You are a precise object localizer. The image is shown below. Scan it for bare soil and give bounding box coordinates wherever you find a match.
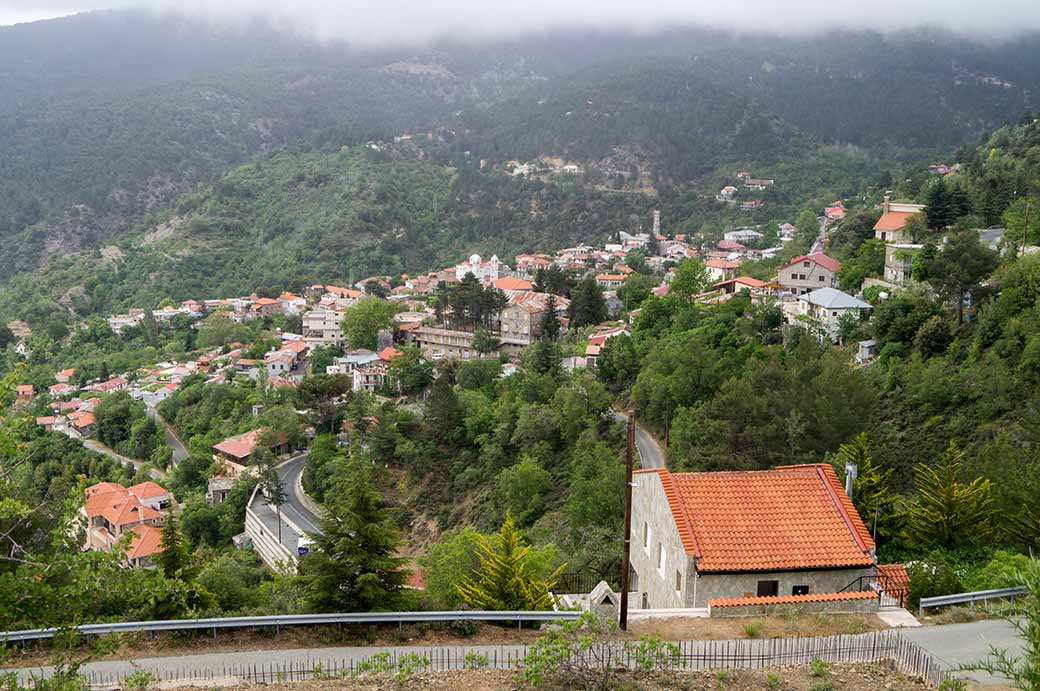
[166,663,938,690]
[628,613,888,640]
[2,615,889,669]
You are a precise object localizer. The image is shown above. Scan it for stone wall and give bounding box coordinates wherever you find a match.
[630,470,697,609]
[693,567,876,609]
[708,591,879,618]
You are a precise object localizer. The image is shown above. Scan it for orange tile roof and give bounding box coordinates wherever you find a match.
[126,524,165,560]
[635,465,874,573]
[873,211,917,232]
[213,428,285,460]
[84,489,162,527]
[127,481,169,500]
[709,590,877,607]
[492,276,534,291]
[877,563,910,599]
[705,259,741,269]
[781,252,841,274]
[378,347,402,361]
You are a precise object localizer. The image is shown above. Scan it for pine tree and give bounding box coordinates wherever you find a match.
[926,179,954,229]
[455,512,565,611]
[301,456,410,612]
[837,433,899,543]
[156,513,190,579]
[426,374,463,445]
[907,440,995,549]
[567,277,606,328]
[539,294,560,341]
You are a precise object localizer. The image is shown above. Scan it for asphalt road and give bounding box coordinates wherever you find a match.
[277,453,322,535]
[82,439,165,481]
[611,411,665,469]
[11,621,1023,685]
[902,618,1023,685]
[148,409,189,466]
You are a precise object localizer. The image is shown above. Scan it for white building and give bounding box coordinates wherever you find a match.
[455,254,509,282]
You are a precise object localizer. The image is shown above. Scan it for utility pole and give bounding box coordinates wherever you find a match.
[619,410,635,631]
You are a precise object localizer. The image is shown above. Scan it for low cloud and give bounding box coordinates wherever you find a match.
[3,0,1040,43]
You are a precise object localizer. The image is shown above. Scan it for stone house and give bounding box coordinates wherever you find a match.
[795,287,872,341]
[630,465,875,610]
[213,428,290,474]
[873,197,926,244]
[883,244,923,285]
[777,253,840,295]
[705,259,741,283]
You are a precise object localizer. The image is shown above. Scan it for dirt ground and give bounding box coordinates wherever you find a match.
[165,663,938,690]
[2,615,888,669]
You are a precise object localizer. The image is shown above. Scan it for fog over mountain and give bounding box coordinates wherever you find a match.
[4,0,1040,42]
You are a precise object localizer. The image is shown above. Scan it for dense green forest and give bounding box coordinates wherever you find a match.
[2,11,1039,289]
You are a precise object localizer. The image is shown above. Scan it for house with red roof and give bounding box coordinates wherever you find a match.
[630,465,876,610]
[213,428,290,474]
[873,196,926,244]
[80,481,171,568]
[777,253,841,295]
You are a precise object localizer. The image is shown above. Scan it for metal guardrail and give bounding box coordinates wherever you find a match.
[0,610,582,643]
[918,586,1028,616]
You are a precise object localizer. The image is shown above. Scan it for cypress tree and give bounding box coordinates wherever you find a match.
[907,440,994,549]
[156,513,190,579]
[455,512,564,610]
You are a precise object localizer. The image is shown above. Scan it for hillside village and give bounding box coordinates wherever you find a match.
[11,184,1033,604]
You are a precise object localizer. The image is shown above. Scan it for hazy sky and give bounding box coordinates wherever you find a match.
[3,0,1040,43]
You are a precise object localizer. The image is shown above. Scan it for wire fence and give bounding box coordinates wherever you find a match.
[59,630,952,689]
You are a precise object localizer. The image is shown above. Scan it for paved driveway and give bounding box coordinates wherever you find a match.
[903,619,1023,685]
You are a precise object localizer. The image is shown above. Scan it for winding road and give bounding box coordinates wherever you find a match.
[277,453,322,535]
[612,411,666,470]
[147,408,188,466]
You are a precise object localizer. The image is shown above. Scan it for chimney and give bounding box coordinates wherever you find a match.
[844,462,858,498]
[882,195,891,214]
[653,210,661,235]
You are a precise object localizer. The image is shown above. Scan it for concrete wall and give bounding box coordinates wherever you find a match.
[630,471,697,610]
[694,567,876,609]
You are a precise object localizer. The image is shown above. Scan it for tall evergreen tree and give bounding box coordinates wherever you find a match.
[926,179,954,229]
[567,277,606,328]
[426,374,463,445]
[300,457,410,612]
[155,513,190,579]
[837,433,899,544]
[907,440,994,549]
[539,294,560,341]
[455,512,564,611]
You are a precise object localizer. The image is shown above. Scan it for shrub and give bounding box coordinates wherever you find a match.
[463,652,489,670]
[809,658,829,677]
[808,682,834,691]
[765,671,782,687]
[907,551,964,611]
[743,621,763,638]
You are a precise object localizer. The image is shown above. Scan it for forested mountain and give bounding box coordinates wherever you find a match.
[2,11,1040,294]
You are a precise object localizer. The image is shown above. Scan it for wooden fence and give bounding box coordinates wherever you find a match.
[47,630,954,689]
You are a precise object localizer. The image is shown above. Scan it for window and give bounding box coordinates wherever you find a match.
[756,580,779,597]
[819,275,825,281]
[642,522,650,551]
[675,570,682,593]
[792,585,810,596]
[657,543,665,574]
[803,261,810,268]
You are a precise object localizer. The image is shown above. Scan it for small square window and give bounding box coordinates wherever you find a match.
[803,261,810,268]
[792,585,810,596]
[756,580,779,597]
[819,275,825,281]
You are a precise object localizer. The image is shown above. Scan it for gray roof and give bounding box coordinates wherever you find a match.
[801,287,872,310]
